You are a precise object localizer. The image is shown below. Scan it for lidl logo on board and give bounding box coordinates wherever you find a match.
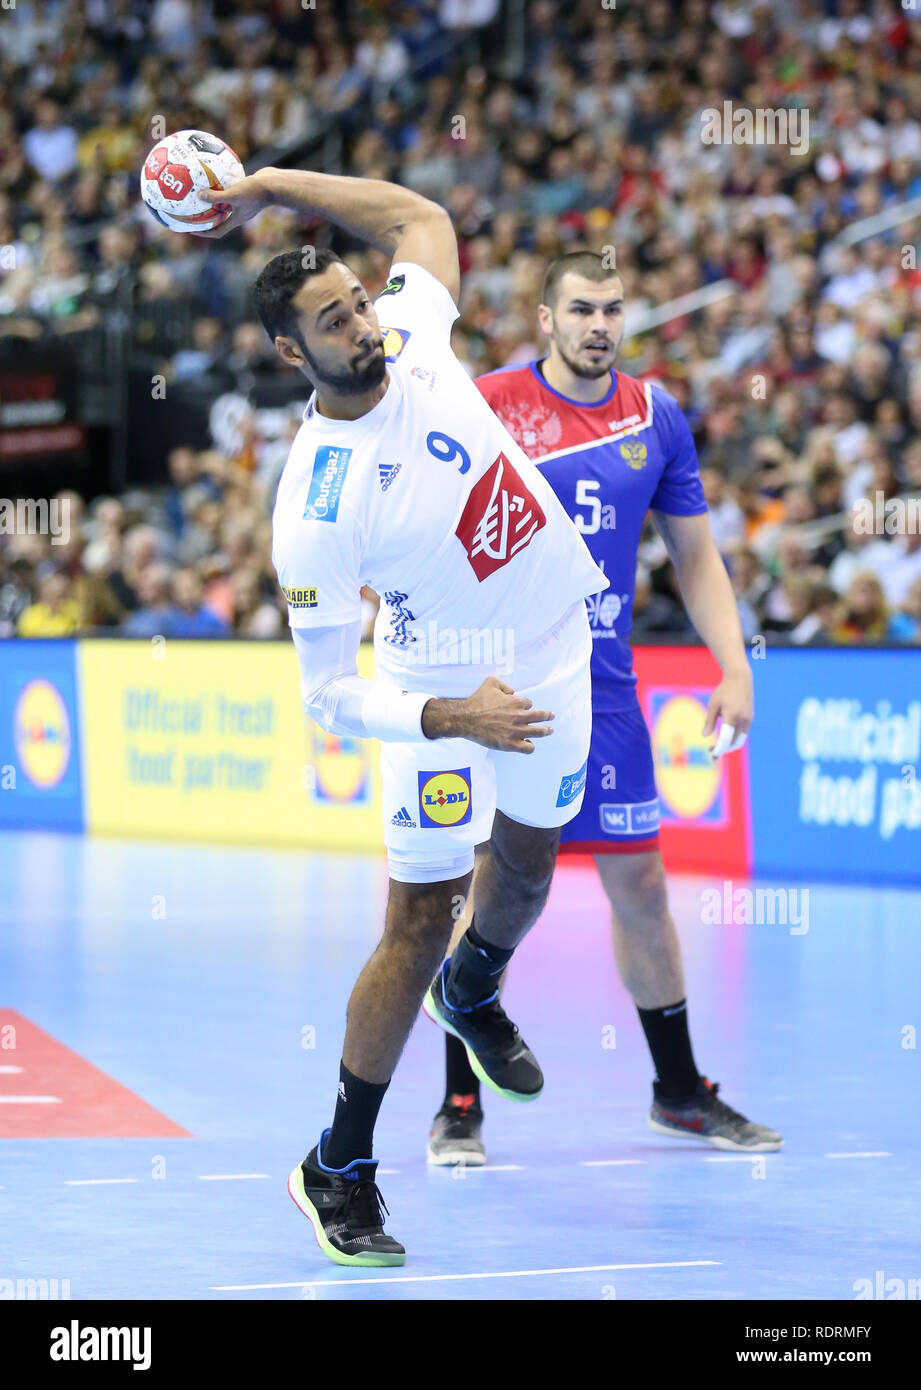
[311,727,371,804]
[418,768,472,828]
[14,678,72,788]
[382,327,411,361]
[649,691,724,824]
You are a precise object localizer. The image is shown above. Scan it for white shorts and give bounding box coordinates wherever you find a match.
[379,602,593,883]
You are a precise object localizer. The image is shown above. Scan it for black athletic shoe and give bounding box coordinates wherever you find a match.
[648,1077,783,1152]
[422,960,543,1102]
[427,1093,487,1166]
[287,1129,406,1266]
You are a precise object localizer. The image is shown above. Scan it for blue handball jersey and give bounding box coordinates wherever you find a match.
[476,362,707,711]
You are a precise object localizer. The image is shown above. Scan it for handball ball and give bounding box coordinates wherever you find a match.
[140,129,244,233]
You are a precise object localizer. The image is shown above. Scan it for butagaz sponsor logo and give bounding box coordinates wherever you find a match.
[49,1321,151,1370]
[378,462,401,491]
[303,445,352,522]
[390,806,417,828]
[700,101,810,156]
[853,1270,921,1300]
[797,698,921,841]
[556,759,588,807]
[599,799,660,836]
[281,586,318,609]
[700,880,809,935]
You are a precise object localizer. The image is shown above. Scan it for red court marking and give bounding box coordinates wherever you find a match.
[0,1011,191,1139]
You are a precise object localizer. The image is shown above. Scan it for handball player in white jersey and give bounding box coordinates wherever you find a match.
[200,168,606,1267]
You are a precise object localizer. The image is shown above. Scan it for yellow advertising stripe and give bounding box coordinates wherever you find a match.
[77,639,383,851]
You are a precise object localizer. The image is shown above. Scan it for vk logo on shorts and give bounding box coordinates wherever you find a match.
[599,799,660,836]
[303,446,352,522]
[556,759,588,808]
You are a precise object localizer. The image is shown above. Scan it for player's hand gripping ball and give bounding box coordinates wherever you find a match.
[140,130,244,233]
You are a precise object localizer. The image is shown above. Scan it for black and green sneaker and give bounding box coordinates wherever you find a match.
[287,1130,406,1267]
[422,960,543,1102]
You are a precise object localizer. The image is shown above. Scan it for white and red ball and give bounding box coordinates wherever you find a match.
[140,129,244,233]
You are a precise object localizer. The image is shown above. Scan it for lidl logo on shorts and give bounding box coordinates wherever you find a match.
[382,327,411,361]
[556,758,587,807]
[282,585,318,609]
[418,768,472,828]
[648,691,725,825]
[14,678,72,788]
[304,445,352,522]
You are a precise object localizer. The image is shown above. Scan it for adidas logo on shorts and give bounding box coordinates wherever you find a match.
[379,462,401,491]
[391,806,416,827]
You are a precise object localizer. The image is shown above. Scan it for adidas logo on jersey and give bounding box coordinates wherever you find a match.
[391,806,417,827]
[378,462,401,491]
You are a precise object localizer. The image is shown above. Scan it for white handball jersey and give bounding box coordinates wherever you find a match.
[272,261,607,679]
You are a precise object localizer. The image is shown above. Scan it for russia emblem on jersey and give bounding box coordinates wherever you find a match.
[455,452,546,581]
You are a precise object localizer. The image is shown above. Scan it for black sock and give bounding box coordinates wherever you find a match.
[444,1033,480,1107]
[444,923,514,1009]
[321,1061,389,1168]
[636,999,701,1101]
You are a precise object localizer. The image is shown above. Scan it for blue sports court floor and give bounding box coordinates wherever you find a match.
[1,829,918,1300]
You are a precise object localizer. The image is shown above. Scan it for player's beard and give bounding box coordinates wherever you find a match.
[300,338,387,394]
[556,335,619,380]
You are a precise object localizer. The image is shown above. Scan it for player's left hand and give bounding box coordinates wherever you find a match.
[703,669,753,759]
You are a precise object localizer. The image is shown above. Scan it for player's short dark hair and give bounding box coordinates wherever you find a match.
[253,248,344,343]
[541,252,622,309]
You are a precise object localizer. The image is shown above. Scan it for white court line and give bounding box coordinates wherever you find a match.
[65,1178,139,1186]
[198,1174,270,1182]
[213,1259,720,1292]
[376,1169,400,1176]
[580,1159,647,1167]
[825,1151,892,1159]
[0,1095,60,1103]
[470,1164,524,1172]
[0,1066,24,1073]
[703,1155,771,1163]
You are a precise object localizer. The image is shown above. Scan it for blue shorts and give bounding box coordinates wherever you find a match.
[559,692,660,855]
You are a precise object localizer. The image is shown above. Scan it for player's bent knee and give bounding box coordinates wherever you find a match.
[490,821,558,903]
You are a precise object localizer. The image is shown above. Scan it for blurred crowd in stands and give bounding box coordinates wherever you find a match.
[2,0,921,644]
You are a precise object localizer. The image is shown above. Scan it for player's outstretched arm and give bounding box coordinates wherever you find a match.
[200,167,460,302]
[652,509,753,757]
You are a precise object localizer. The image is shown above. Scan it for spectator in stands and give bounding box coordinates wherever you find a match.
[833,572,916,643]
[17,567,83,637]
[168,568,230,637]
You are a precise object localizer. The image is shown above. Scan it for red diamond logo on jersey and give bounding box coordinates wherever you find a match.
[455,452,547,581]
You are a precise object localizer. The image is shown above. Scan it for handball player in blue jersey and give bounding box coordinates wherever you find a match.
[427,252,782,1163]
